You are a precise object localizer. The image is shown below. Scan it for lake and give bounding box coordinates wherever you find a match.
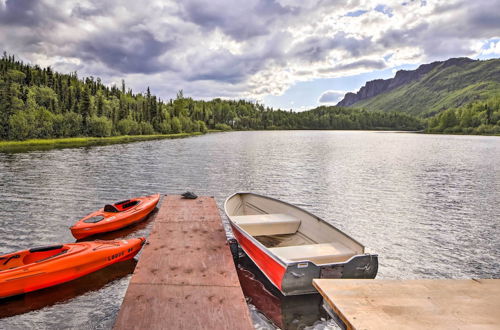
[0,131,499,329]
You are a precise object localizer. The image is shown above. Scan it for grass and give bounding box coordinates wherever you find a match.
[0,132,204,153]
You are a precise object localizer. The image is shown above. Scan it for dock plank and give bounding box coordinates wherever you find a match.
[313,279,500,330]
[114,195,253,330]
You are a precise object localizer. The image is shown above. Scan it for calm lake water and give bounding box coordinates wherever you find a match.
[0,131,499,329]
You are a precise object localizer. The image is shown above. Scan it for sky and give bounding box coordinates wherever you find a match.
[1,0,500,111]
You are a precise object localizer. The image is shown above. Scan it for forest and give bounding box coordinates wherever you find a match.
[426,96,500,134]
[0,54,425,140]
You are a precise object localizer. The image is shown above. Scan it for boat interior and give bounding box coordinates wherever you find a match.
[0,245,69,271]
[226,194,365,265]
[104,199,140,213]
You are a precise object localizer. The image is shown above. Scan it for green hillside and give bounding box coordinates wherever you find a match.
[353,58,500,117]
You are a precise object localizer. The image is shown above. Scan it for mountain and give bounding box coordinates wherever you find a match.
[337,57,500,116]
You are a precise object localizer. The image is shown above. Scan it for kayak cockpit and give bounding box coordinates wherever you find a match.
[0,245,70,271]
[104,199,141,213]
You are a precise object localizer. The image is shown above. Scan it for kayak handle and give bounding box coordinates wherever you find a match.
[2,254,20,265]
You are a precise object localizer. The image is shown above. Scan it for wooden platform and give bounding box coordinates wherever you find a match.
[313,279,500,330]
[114,195,253,330]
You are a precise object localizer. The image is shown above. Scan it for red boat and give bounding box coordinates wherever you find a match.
[0,238,145,299]
[70,194,160,239]
[224,193,378,296]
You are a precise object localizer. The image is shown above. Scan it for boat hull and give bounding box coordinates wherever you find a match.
[0,238,145,299]
[71,194,160,239]
[232,224,377,295]
[225,192,378,296]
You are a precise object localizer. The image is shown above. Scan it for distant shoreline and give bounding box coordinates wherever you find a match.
[0,132,208,153]
[2,129,498,153]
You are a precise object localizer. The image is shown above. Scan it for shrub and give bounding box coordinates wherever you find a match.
[87,116,112,137]
[196,120,208,133]
[8,111,31,140]
[33,107,55,138]
[180,116,194,133]
[139,121,155,135]
[117,118,140,135]
[171,117,182,133]
[214,123,231,131]
[64,112,83,137]
[158,119,171,134]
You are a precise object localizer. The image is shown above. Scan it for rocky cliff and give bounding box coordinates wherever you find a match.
[337,57,476,107]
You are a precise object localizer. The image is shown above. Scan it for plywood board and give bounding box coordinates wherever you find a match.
[313,279,500,330]
[114,195,253,330]
[115,283,250,330]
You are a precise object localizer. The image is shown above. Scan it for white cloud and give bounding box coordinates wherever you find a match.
[318,90,347,104]
[0,0,499,103]
[481,40,500,55]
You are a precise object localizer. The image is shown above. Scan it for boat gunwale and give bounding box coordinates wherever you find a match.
[226,192,379,295]
[225,192,377,264]
[224,192,366,250]
[230,221,373,268]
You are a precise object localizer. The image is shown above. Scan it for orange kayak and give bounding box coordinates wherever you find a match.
[0,238,145,299]
[70,193,160,239]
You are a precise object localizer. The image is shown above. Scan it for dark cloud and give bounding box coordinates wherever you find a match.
[0,0,499,103]
[180,0,291,40]
[319,90,345,103]
[186,48,274,83]
[0,0,47,26]
[462,1,500,35]
[419,1,500,41]
[78,30,174,74]
[71,3,103,19]
[319,59,387,74]
[377,22,429,48]
[290,32,374,61]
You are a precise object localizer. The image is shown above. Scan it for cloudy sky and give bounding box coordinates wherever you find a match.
[1,0,500,110]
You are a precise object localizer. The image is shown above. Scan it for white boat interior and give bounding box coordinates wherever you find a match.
[226,193,365,265]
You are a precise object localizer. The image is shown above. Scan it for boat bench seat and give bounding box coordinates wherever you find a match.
[269,242,356,264]
[232,213,301,236]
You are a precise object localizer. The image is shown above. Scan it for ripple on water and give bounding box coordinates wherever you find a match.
[0,131,499,329]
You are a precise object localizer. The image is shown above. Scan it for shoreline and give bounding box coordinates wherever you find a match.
[2,129,498,153]
[0,132,206,153]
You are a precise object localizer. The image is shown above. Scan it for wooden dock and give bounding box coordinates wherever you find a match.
[114,195,253,330]
[313,278,500,329]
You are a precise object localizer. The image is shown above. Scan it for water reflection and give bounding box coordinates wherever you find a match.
[236,255,329,330]
[0,131,498,329]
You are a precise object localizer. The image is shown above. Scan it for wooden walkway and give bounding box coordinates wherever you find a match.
[114,195,253,330]
[313,278,500,330]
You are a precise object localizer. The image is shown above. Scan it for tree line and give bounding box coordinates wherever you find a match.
[426,95,500,134]
[0,53,424,140]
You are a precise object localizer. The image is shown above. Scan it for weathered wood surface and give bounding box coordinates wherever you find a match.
[114,195,253,330]
[313,279,500,330]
